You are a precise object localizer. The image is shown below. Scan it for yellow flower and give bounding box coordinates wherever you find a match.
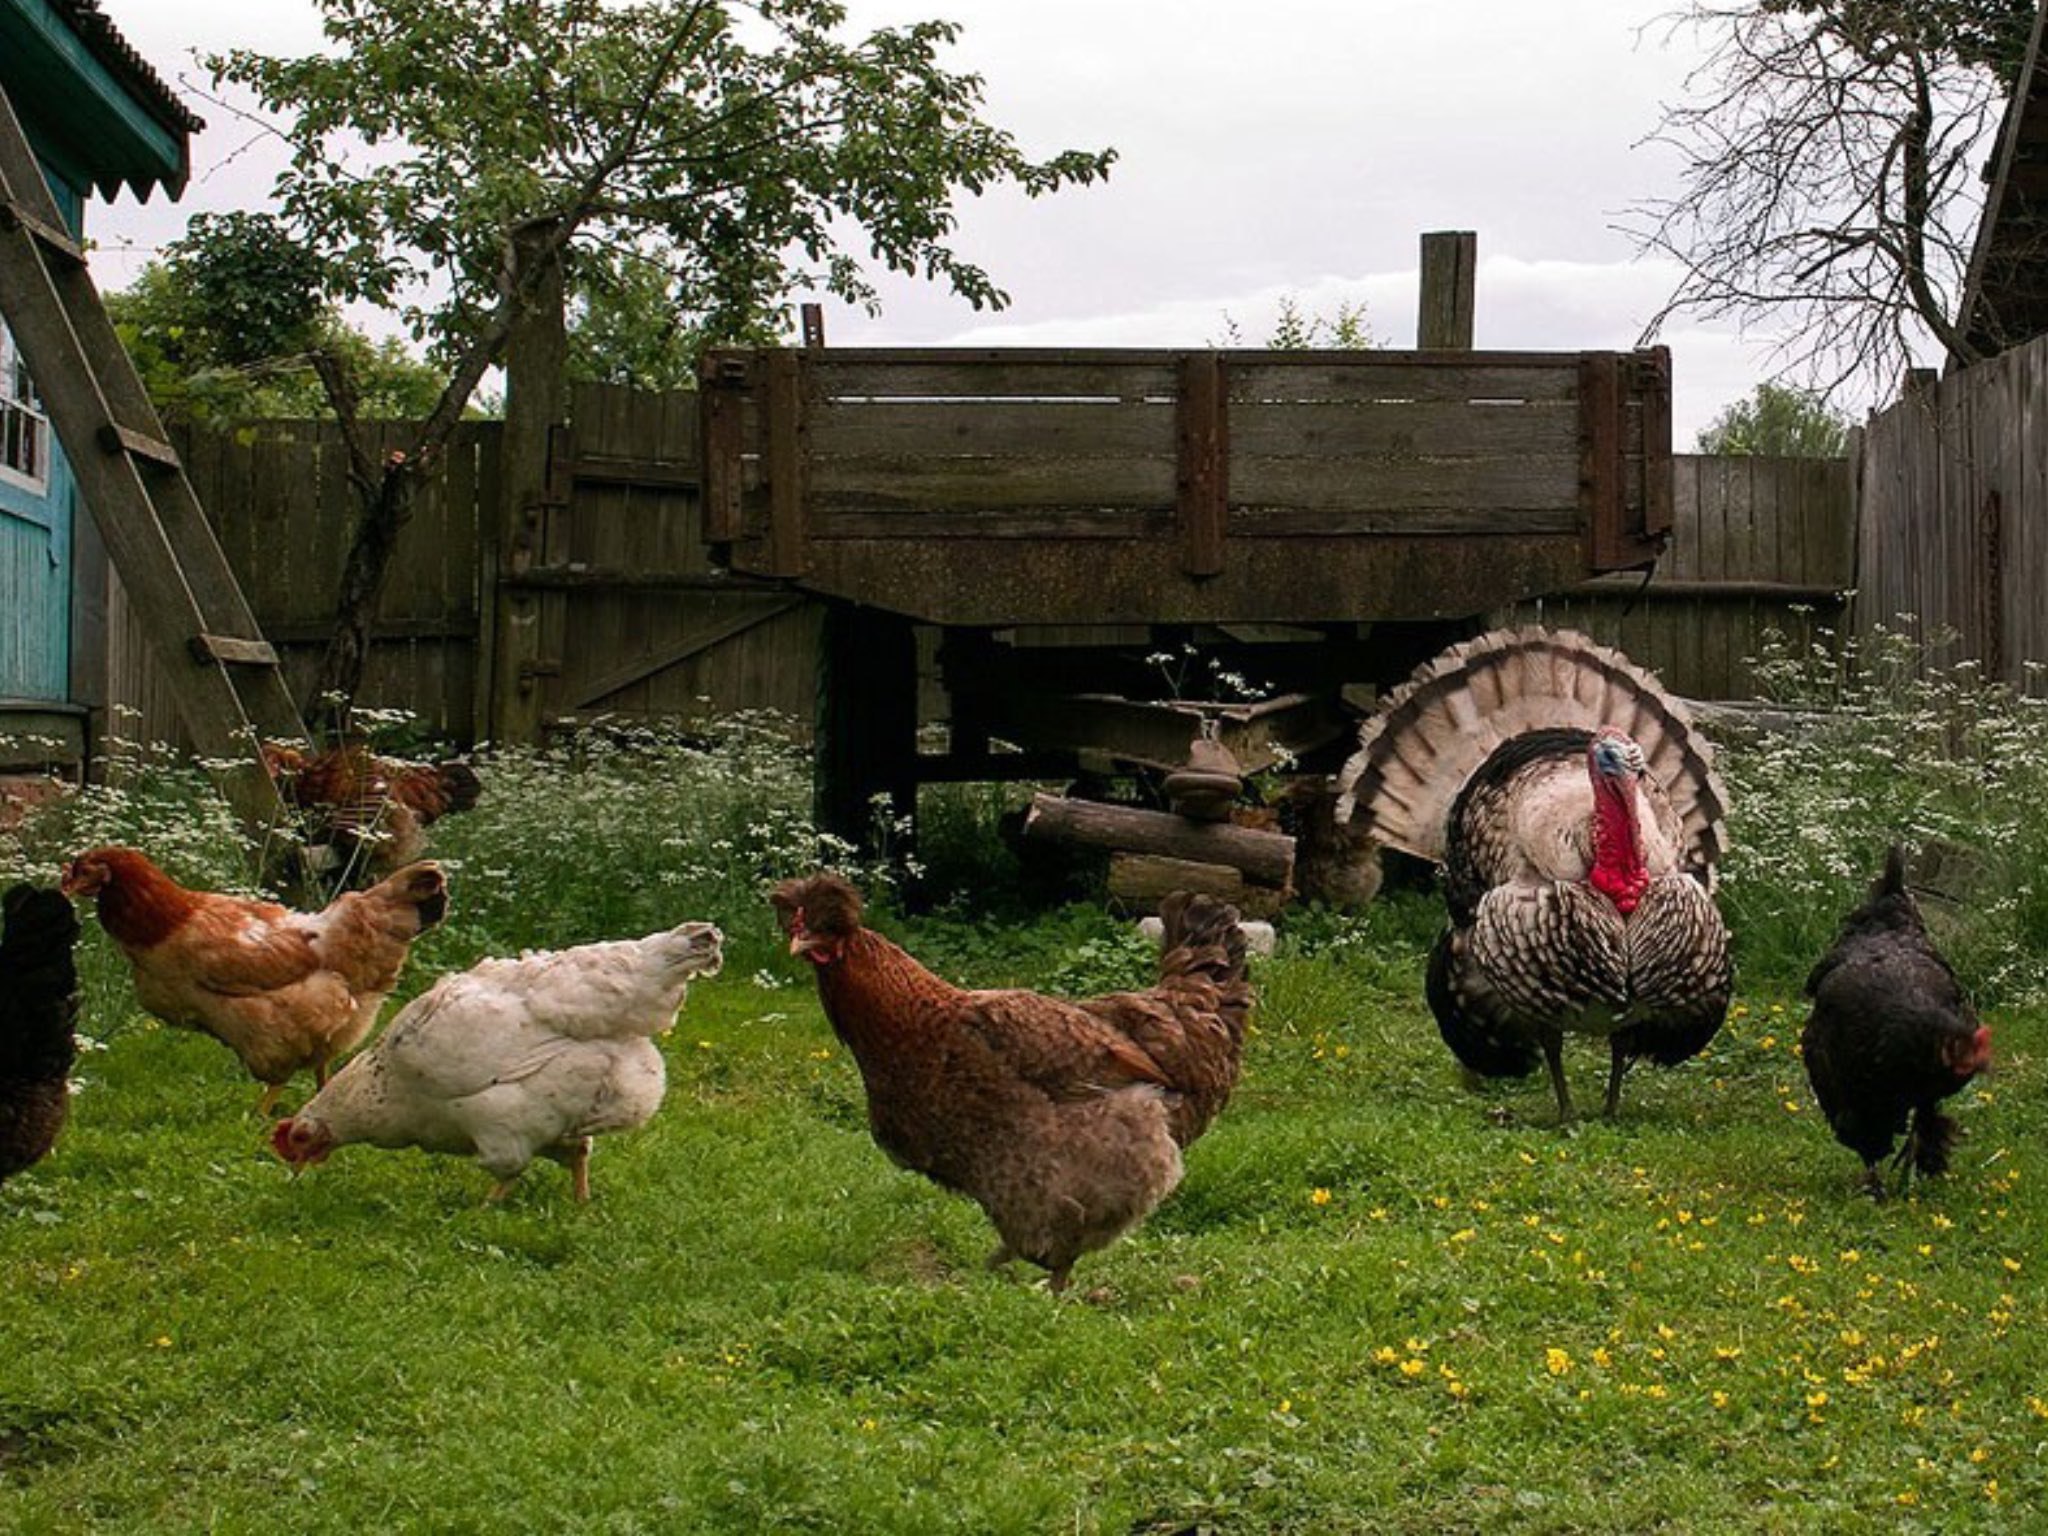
[1807,1391,1830,1409]
[1591,1347,1612,1369]
[1277,1398,1292,1414]
[1714,1345,1743,1362]
[1310,1187,1332,1207]
[1896,1492,1918,1507]
[1545,1348,1573,1377]
[1405,1337,1429,1354]
[2002,1257,2022,1273]
[1712,1390,1730,1409]
[1399,1359,1426,1379]
[1447,1380,1470,1399]
[1373,1346,1400,1366]
[1759,1035,1777,1050]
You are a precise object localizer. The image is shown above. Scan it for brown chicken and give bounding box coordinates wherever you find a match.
[61,847,447,1115]
[0,884,80,1186]
[263,743,481,881]
[772,873,1250,1293]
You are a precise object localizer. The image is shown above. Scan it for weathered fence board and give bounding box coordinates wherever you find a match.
[1854,331,2048,686]
[1497,454,1855,700]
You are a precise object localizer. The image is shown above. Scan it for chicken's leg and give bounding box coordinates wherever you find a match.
[485,1179,516,1204]
[254,1083,283,1119]
[1540,1029,1575,1124]
[565,1139,593,1203]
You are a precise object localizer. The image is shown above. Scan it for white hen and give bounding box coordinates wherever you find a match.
[272,920,723,1200]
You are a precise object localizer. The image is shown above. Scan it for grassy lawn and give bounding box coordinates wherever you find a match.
[6,666,2048,1533]
[3,885,2042,1533]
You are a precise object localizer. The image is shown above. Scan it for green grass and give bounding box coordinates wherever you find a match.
[4,892,2044,1534]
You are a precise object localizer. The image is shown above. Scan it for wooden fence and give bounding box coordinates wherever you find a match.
[1498,454,1854,699]
[1855,333,2048,684]
[103,400,1854,755]
[109,420,495,746]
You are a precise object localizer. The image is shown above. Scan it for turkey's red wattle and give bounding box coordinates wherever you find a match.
[1589,776,1649,915]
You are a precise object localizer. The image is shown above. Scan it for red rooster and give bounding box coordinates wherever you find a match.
[61,847,447,1115]
[263,743,481,881]
[772,874,1250,1293]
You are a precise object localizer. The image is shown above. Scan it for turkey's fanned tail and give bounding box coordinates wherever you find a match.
[1336,627,1728,875]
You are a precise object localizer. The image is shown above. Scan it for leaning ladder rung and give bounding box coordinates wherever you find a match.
[190,634,281,667]
[0,198,85,266]
[98,422,180,470]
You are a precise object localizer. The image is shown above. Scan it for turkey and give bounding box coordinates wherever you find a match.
[1337,628,1733,1122]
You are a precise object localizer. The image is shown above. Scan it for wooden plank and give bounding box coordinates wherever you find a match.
[701,353,747,545]
[573,596,803,708]
[1230,361,1580,405]
[1177,352,1228,576]
[1228,400,1579,459]
[1232,454,1583,515]
[807,398,1177,458]
[815,358,1182,401]
[1639,348,1674,537]
[1417,231,1477,349]
[765,350,807,578]
[191,634,280,666]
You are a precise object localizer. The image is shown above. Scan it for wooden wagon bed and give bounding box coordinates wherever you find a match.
[696,345,1673,627]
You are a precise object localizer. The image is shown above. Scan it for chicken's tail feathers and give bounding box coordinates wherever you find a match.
[649,920,724,979]
[1156,891,1251,1038]
[429,761,483,819]
[1881,843,1910,898]
[1336,626,1728,872]
[364,860,449,933]
[1912,1105,1961,1177]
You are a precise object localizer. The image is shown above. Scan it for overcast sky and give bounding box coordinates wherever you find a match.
[88,1,1869,442]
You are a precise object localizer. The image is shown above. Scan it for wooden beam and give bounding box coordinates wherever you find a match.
[765,349,807,577]
[1177,352,1228,577]
[572,597,803,708]
[1639,347,1674,538]
[189,635,281,667]
[698,351,748,544]
[1023,793,1295,889]
[499,566,787,592]
[1418,231,1478,349]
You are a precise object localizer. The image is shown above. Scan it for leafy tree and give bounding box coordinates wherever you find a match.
[111,214,448,425]
[1628,0,2036,399]
[206,0,1115,722]
[1695,381,1856,454]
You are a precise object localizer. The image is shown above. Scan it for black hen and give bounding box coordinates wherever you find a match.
[1801,847,1990,1199]
[0,884,82,1185]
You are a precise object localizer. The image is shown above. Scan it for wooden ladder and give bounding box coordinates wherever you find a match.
[0,85,304,833]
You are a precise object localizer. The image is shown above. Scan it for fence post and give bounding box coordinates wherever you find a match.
[1418,231,1477,350]
[489,239,569,744]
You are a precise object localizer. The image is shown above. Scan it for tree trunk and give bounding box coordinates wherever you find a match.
[1022,793,1295,889]
[310,467,417,732]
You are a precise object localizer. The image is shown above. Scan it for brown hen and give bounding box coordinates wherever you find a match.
[62,847,447,1115]
[771,874,1250,1293]
[264,743,481,881]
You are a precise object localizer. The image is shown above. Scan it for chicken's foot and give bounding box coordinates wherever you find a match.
[254,1083,284,1119]
[485,1179,516,1204]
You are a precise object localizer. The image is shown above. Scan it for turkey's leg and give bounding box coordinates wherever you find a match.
[1602,1044,1631,1119]
[1860,1163,1889,1202]
[1541,1029,1575,1123]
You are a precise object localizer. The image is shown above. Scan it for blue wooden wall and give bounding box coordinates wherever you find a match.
[0,166,79,704]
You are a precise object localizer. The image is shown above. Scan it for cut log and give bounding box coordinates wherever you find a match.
[1109,854,1287,920]
[1023,793,1294,889]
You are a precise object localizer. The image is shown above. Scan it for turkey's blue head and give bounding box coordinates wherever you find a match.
[1588,727,1647,782]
